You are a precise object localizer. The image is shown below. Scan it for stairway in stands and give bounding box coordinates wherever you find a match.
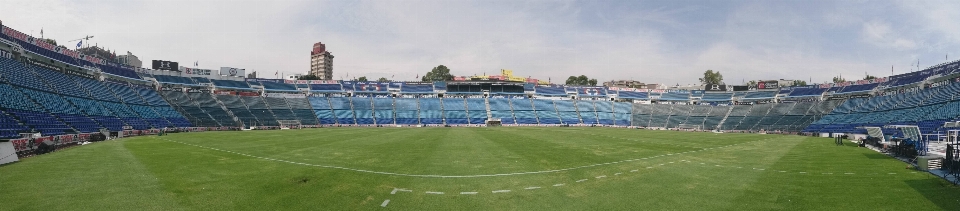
[484,97,493,121]
[211,92,240,126]
[716,106,735,130]
[439,97,446,125]
[572,98,584,124]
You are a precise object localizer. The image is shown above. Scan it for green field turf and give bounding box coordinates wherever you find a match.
[2,127,960,210]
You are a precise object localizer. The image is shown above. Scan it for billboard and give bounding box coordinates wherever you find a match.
[704,84,727,91]
[757,80,779,89]
[732,85,749,91]
[220,67,246,77]
[179,67,213,76]
[152,60,179,71]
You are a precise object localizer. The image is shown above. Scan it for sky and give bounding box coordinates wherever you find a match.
[2,0,960,86]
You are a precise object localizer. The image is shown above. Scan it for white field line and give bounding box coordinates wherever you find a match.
[152,137,763,178]
[381,199,390,207]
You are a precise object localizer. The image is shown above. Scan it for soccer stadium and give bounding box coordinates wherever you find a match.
[4,1,960,210]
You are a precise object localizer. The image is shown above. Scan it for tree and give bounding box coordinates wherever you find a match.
[357,76,368,82]
[747,80,757,87]
[832,76,845,83]
[790,80,807,87]
[564,75,598,86]
[422,65,454,82]
[296,74,322,80]
[863,74,876,80]
[377,77,389,82]
[565,76,578,85]
[699,70,724,85]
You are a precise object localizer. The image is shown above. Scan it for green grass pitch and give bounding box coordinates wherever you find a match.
[2,127,960,210]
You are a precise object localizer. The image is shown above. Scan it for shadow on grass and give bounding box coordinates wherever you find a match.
[863,152,890,160]
[0,160,22,168]
[903,178,960,210]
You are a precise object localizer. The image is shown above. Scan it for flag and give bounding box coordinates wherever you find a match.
[76,40,82,48]
[194,61,198,67]
[275,71,278,76]
[415,74,419,79]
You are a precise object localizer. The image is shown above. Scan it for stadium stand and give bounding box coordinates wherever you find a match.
[701,92,733,101]
[595,101,615,125]
[465,98,487,124]
[442,98,469,124]
[613,102,632,126]
[309,96,337,124]
[576,100,600,124]
[217,94,260,126]
[488,98,516,124]
[510,98,537,124]
[532,99,561,124]
[372,98,395,124]
[418,98,443,124]
[553,100,580,124]
[240,95,279,126]
[18,20,960,144]
[211,79,252,89]
[394,98,420,124]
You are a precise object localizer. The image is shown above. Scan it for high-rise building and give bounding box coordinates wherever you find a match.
[117,51,142,68]
[309,42,334,80]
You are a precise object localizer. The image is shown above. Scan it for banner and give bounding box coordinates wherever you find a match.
[732,86,749,91]
[179,67,213,76]
[237,91,260,97]
[220,67,246,77]
[214,90,237,95]
[25,58,62,72]
[1,26,80,59]
[0,49,10,59]
[704,84,727,91]
[277,79,338,84]
[11,138,29,152]
[152,60,179,71]
[757,81,779,89]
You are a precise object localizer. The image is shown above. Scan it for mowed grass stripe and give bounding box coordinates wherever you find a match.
[0,140,184,210]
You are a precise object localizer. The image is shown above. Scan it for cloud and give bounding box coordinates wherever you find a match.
[1,0,957,86]
[861,20,916,50]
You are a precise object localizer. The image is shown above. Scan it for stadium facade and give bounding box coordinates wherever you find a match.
[2,23,960,147]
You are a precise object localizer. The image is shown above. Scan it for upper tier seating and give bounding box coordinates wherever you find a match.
[211,79,251,89]
[401,84,433,93]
